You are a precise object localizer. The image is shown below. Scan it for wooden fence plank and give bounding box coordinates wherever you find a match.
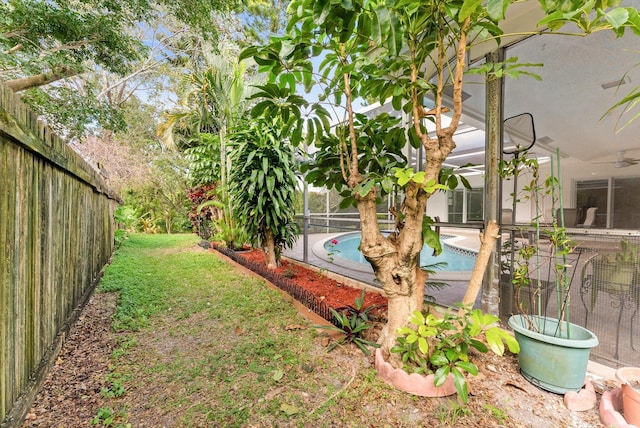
[0,83,119,427]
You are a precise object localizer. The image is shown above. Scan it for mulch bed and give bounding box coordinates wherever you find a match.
[216,246,388,321]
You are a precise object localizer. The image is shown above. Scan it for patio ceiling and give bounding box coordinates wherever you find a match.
[458,0,640,174]
[434,29,640,177]
[360,0,640,176]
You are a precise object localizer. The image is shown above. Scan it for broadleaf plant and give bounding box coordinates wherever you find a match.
[317,291,381,356]
[391,308,520,403]
[228,115,300,268]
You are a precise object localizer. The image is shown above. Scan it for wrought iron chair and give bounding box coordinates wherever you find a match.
[580,253,640,359]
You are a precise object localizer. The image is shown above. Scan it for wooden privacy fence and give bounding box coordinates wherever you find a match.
[0,84,120,427]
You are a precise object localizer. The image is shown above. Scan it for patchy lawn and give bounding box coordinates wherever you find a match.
[24,234,604,427]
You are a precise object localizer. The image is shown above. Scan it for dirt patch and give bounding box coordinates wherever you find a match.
[22,293,118,427]
[21,247,607,427]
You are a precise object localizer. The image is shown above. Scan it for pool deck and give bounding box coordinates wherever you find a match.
[282,229,483,308]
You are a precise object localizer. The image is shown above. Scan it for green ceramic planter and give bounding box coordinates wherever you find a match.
[508,315,599,394]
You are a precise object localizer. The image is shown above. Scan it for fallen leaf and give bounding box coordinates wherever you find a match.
[273,369,284,381]
[504,380,529,394]
[280,403,299,416]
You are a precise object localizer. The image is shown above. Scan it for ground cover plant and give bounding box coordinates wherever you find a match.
[24,234,605,427]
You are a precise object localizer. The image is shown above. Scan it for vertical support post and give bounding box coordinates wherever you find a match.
[303,182,309,264]
[302,144,310,263]
[483,49,505,315]
[326,190,330,233]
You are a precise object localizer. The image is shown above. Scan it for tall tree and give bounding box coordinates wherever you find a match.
[241,0,290,44]
[159,56,259,187]
[243,0,640,357]
[0,0,235,90]
[0,0,238,137]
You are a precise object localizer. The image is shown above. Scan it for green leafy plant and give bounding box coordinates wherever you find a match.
[333,290,376,323]
[228,115,300,268]
[436,402,473,426]
[101,372,130,398]
[111,337,137,359]
[500,149,582,330]
[282,266,296,278]
[213,217,250,251]
[484,403,508,425]
[317,290,381,356]
[114,229,127,246]
[184,133,223,186]
[391,308,519,403]
[91,406,131,427]
[113,205,138,245]
[197,195,249,251]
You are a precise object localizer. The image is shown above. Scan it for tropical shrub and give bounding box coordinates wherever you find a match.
[318,291,381,355]
[184,133,223,187]
[391,308,519,403]
[228,116,299,268]
[187,183,220,240]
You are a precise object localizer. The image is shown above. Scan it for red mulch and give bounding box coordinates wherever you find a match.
[235,249,388,318]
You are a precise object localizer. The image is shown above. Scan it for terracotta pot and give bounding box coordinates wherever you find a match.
[616,367,640,426]
[599,387,635,428]
[374,348,456,397]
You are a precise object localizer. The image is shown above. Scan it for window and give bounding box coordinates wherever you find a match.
[448,188,483,223]
[576,177,640,229]
[575,179,607,228]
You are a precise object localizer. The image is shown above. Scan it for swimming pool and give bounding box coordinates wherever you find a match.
[324,232,477,272]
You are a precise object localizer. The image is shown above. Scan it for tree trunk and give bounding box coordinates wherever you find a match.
[459,220,500,312]
[264,230,278,269]
[357,182,428,356]
[379,266,426,353]
[5,67,79,92]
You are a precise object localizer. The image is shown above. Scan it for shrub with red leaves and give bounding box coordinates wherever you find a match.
[187,183,220,239]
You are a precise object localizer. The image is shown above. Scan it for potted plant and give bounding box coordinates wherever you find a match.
[502,149,599,394]
[377,307,519,402]
[616,367,640,426]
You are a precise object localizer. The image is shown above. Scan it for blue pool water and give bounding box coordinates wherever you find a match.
[325,233,477,272]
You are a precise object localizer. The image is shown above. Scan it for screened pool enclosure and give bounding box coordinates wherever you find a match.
[285,17,640,368]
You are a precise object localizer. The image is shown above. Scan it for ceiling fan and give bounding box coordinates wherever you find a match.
[594,150,640,168]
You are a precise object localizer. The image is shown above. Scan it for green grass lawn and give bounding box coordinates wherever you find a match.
[94,234,385,427]
[91,233,526,428]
